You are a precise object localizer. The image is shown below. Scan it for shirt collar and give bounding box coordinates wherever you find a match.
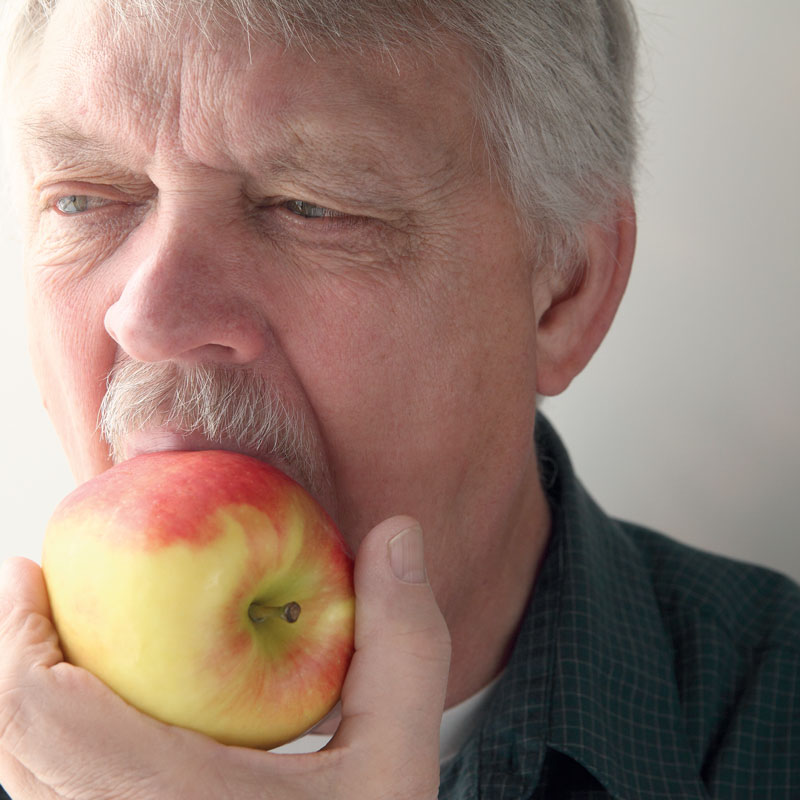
[541,411,708,798]
[442,414,709,798]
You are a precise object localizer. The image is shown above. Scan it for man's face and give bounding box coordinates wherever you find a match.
[17,3,541,588]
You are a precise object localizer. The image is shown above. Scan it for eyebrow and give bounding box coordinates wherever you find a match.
[261,144,413,208]
[18,115,435,214]
[20,118,125,164]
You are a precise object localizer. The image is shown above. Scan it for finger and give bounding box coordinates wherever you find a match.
[2,656,233,800]
[0,558,63,758]
[0,750,53,800]
[333,516,451,761]
[0,557,62,669]
[0,558,215,799]
[0,558,64,799]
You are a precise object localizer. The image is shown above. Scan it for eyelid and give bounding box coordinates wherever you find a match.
[288,199,341,215]
[253,195,372,232]
[37,180,151,211]
[48,194,126,220]
[282,199,356,221]
[55,194,110,215]
[273,203,372,235]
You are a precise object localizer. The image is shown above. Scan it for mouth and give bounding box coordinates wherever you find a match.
[119,427,324,504]
[98,357,333,514]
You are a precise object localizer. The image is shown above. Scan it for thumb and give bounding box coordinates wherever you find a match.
[333,517,451,760]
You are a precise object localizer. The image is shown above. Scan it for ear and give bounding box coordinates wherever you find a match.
[534,193,636,396]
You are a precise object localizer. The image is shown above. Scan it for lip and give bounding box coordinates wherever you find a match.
[120,428,302,488]
[121,429,201,460]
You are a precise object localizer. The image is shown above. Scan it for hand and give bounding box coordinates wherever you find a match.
[0,516,451,800]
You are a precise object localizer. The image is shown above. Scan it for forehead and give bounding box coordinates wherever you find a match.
[19,0,482,180]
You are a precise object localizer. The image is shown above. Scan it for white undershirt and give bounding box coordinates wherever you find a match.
[270,673,503,764]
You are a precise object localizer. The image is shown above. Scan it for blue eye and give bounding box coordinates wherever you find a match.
[56,195,90,214]
[284,199,344,219]
[54,195,112,215]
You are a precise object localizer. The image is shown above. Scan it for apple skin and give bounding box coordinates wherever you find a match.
[42,449,355,750]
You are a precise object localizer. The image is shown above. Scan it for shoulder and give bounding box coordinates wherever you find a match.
[618,521,800,655]
[615,520,800,790]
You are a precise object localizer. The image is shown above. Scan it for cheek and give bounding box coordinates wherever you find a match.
[285,250,539,537]
[25,264,116,480]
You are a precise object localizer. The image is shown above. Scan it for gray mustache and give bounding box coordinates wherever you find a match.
[98,358,323,494]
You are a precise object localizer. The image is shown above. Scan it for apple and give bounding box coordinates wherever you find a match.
[42,449,355,749]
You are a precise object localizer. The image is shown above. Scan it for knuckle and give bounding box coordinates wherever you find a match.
[0,609,62,678]
[0,596,17,643]
[0,612,61,759]
[14,610,56,648]
[397,617,452,664]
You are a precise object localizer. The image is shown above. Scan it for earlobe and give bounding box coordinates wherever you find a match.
[534,194,636,396]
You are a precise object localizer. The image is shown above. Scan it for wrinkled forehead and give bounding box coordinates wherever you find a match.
[27,0,268,150]
[14,0,488,197]
[43,0,449,47]
[27,0,465,84]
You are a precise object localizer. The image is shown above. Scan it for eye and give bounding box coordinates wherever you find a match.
[54,195,110,215]
[283,199,347,219]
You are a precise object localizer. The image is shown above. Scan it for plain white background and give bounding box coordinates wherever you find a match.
[1,1,798,579]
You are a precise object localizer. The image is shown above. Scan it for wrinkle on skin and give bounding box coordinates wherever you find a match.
[19,0,551,711]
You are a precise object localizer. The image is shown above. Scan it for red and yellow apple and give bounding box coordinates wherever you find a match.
[42,449,355,749]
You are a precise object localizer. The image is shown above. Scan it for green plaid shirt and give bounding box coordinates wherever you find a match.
[1,416,797,800]
[439,414,800,799]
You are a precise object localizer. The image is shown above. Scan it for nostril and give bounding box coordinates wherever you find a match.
[104,289,268,366]
[103,232,269,365]
[103,302,124,349]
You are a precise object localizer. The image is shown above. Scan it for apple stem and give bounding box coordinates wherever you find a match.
[248,601,302,624]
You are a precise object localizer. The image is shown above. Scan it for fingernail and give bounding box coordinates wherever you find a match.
[388,525,427,584]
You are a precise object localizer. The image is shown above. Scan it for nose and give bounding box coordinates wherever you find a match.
[104,224,268,366]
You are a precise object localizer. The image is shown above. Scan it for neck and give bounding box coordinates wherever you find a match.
[434,454,551,710]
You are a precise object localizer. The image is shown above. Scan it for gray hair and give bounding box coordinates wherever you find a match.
[1,0,638,273]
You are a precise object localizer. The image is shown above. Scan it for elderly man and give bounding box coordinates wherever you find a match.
[0,0,797,797]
